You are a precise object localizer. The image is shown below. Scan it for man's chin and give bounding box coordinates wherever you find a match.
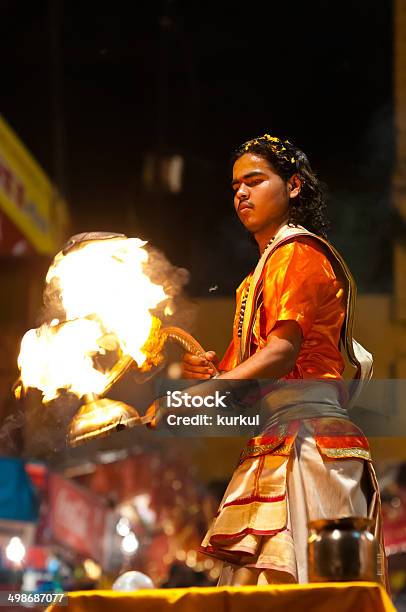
[239,219,258,233]
[238,216,258,234]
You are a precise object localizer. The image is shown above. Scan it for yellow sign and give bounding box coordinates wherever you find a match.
[0,115,69,254]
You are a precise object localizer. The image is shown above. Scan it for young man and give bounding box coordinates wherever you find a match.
[182,134,388,588]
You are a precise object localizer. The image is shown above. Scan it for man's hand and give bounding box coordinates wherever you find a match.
[182,351,219,379]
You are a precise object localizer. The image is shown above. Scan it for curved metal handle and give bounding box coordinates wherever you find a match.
[162,326,219,376]
[100,326,218,398]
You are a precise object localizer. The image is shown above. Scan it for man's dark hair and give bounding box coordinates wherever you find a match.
[231,135,329,238]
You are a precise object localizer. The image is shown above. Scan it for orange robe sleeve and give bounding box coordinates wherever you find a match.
[262,238,343,340]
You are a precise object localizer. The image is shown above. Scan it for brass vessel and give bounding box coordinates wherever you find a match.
[67,396,142,447]
[67,327,218,446]
[16,232,219,447]
[307,517,378,582]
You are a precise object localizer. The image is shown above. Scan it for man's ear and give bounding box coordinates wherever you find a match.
[288,174,301,199]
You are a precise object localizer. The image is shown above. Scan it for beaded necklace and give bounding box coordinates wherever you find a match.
[237,236,276,338]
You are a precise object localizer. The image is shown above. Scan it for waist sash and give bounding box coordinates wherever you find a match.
[261,381,349,432]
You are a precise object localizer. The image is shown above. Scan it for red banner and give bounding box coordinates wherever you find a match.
[0,210,34,256]
[49,473,108,562]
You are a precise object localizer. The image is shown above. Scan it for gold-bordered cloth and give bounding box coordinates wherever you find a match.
[200,417,389,590]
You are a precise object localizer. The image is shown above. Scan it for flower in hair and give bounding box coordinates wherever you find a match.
[243,134,296,164]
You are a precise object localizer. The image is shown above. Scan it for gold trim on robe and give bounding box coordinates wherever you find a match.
[200,420,388,589]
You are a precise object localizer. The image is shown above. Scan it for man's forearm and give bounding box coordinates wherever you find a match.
[219,335,297,380]
[149,334,297,427]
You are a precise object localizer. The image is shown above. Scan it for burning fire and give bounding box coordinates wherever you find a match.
[17,237,169,401]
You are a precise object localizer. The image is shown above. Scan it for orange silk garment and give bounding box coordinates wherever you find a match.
[219,237,346,379]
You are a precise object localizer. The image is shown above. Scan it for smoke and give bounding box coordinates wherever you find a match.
[0,390,81,458]
[0,407,24,455]
[39,239,194,329]
[40,275,67,325]
[23,394,80,457]
[143,245,198,332]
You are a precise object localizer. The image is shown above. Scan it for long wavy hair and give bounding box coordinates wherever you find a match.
[231,134,330,238]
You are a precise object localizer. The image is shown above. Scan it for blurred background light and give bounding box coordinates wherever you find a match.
[116,516,131,537]
[6,536,26,564]
[121,532,139,555]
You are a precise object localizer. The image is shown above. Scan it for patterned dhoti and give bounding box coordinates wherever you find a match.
[200,386,387,588]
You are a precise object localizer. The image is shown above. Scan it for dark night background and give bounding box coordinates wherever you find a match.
[0,0,394,294]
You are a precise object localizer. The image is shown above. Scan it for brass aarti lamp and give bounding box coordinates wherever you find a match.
[15,231,218,447]
[67,326,217,446]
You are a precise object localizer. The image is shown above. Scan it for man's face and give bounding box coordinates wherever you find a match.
[232,153,290,235]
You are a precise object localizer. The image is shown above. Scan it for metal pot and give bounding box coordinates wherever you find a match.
[307,517,378,582]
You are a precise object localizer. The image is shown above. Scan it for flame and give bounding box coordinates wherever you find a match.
[164,305,174,317]
[17,237,169,401]
[18,320,108,401]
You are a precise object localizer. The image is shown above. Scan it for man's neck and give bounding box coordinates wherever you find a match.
[255,220,289,255]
